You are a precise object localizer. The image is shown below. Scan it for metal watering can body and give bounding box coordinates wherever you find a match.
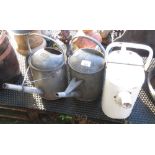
[57,35,106,101]
[3,34,67,100]
[102,42,153,119]
[28,47,67,100]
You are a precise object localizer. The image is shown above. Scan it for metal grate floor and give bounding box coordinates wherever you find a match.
[0,49,155,123]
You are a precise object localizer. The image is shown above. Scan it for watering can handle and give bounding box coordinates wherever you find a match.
[106,42,153,71]
[28,33,64,53]
[70,35,106,56]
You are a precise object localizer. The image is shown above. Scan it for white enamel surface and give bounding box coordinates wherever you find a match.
[102,50,145,119]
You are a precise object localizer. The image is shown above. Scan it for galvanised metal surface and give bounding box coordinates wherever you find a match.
[66,35,106,101]
[68,48,105,101]
[28,47,67,100]
[0,48,155,123]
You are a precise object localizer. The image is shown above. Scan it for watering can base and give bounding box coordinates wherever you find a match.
[102,108,131,119]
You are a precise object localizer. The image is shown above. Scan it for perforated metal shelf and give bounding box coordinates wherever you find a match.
[0,49,155,123]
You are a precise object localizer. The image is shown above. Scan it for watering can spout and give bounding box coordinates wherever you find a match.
[56,92,79,98]
[116,91,132,109]
[56,78,83,98]
[2,83,43,95]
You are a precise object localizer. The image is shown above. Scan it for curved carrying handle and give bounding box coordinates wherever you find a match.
[106,42,153,71]
[70,35,106,56]
[29,33,64,54]
[24,33,65,86]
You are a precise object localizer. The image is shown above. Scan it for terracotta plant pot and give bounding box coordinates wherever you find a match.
[14,30,46,56]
